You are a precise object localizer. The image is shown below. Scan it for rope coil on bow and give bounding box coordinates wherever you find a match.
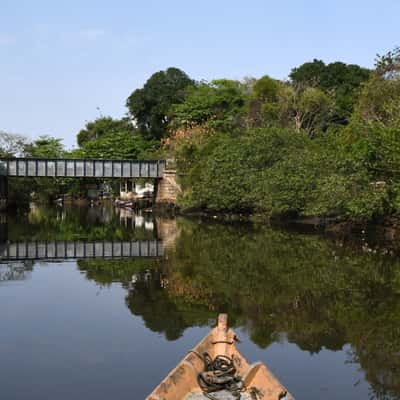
[189,351,245,399]
[188,349,287,399]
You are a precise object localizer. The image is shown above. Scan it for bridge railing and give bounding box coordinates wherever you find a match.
[0,158,166,178]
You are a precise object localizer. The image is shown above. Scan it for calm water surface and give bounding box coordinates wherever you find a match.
[0,205,399,399]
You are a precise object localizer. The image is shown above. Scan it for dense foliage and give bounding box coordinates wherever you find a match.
[174,128,389,219]
[164,48,400,222]
[289,59,371,124]
[77,117,133,147]
[126,67,194,139]
[170,79,248,132]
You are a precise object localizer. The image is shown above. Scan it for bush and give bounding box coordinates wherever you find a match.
[176,127,390,219]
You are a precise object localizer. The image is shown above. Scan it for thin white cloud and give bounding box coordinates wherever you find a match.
[0,34,16,45]
[79,28,106,41]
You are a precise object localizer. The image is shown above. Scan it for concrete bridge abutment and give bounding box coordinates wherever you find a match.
[154,170,181,205]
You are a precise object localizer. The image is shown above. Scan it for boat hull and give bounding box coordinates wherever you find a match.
[147,314,294,400]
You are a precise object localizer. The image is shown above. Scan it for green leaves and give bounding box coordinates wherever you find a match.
[170,79,248,132]
[289,59,371,124]
[126,67,194,139]
[77,117,134,147]
[75,115,160,160]
[24,135,65,158]
[77,130,159,160]
[176,127,390,220]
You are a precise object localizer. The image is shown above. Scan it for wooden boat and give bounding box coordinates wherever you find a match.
[147,314,294,400]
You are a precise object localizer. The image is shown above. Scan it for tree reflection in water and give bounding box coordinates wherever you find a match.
[77,218,400,399]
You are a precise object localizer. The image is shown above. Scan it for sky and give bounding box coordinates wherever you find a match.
[0,0,399,149]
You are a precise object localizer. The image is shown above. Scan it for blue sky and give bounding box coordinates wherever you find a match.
[1,0,399,148]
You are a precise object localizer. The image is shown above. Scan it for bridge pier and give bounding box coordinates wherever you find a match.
[153,170,181,205]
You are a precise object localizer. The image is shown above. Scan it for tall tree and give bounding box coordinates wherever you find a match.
[290,60,371,124]
[248,75,287,127]
[170,79,247,132]
[345,51,400,179]
[77,117,134,147]
[292,87,332,134]
[126,67,194,139]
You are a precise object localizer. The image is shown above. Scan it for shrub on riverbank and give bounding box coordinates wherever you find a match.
[175,127,390,220]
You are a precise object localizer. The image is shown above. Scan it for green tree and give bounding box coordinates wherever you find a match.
[289,59,326,87]
[343,55,400,214]
[252,75,280,102]
[290,59,371,124]
[292,87,332,134]
[126,67,194,139]
[24,136,65,158]
[170,79,248,132]
[345,48,400,183]
[77,117,134,147]
[247,77,332,134]
[7,136,66,204]
[247,75,283,127]
[78,130,159,160]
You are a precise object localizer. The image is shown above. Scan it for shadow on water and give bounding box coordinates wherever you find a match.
[1,206,400,399]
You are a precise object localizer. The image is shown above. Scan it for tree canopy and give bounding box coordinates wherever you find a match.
[290,59,371,124]
[126,67,194,139]
[24,136,65,158]
[170,79,247,132]
[77,117,134,147]
[77,130,159,160]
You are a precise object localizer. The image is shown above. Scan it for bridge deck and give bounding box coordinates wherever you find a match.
[0,158,165,178]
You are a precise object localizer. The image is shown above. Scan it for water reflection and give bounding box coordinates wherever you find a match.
[3,204,157,242]
[0,206,164,262]
[76,218,400,399]
[0,262,32,282]
[1,207,400,399]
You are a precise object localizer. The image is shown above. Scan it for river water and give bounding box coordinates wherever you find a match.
[0,205,399,400]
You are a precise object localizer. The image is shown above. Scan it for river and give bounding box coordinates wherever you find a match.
[0,205,399,399]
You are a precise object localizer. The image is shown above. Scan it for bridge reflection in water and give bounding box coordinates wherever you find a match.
[0,262,32,282]
[0,240,163,261]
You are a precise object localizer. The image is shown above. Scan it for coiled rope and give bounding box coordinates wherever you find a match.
[190,351,245,399]
[189,350,288,400]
